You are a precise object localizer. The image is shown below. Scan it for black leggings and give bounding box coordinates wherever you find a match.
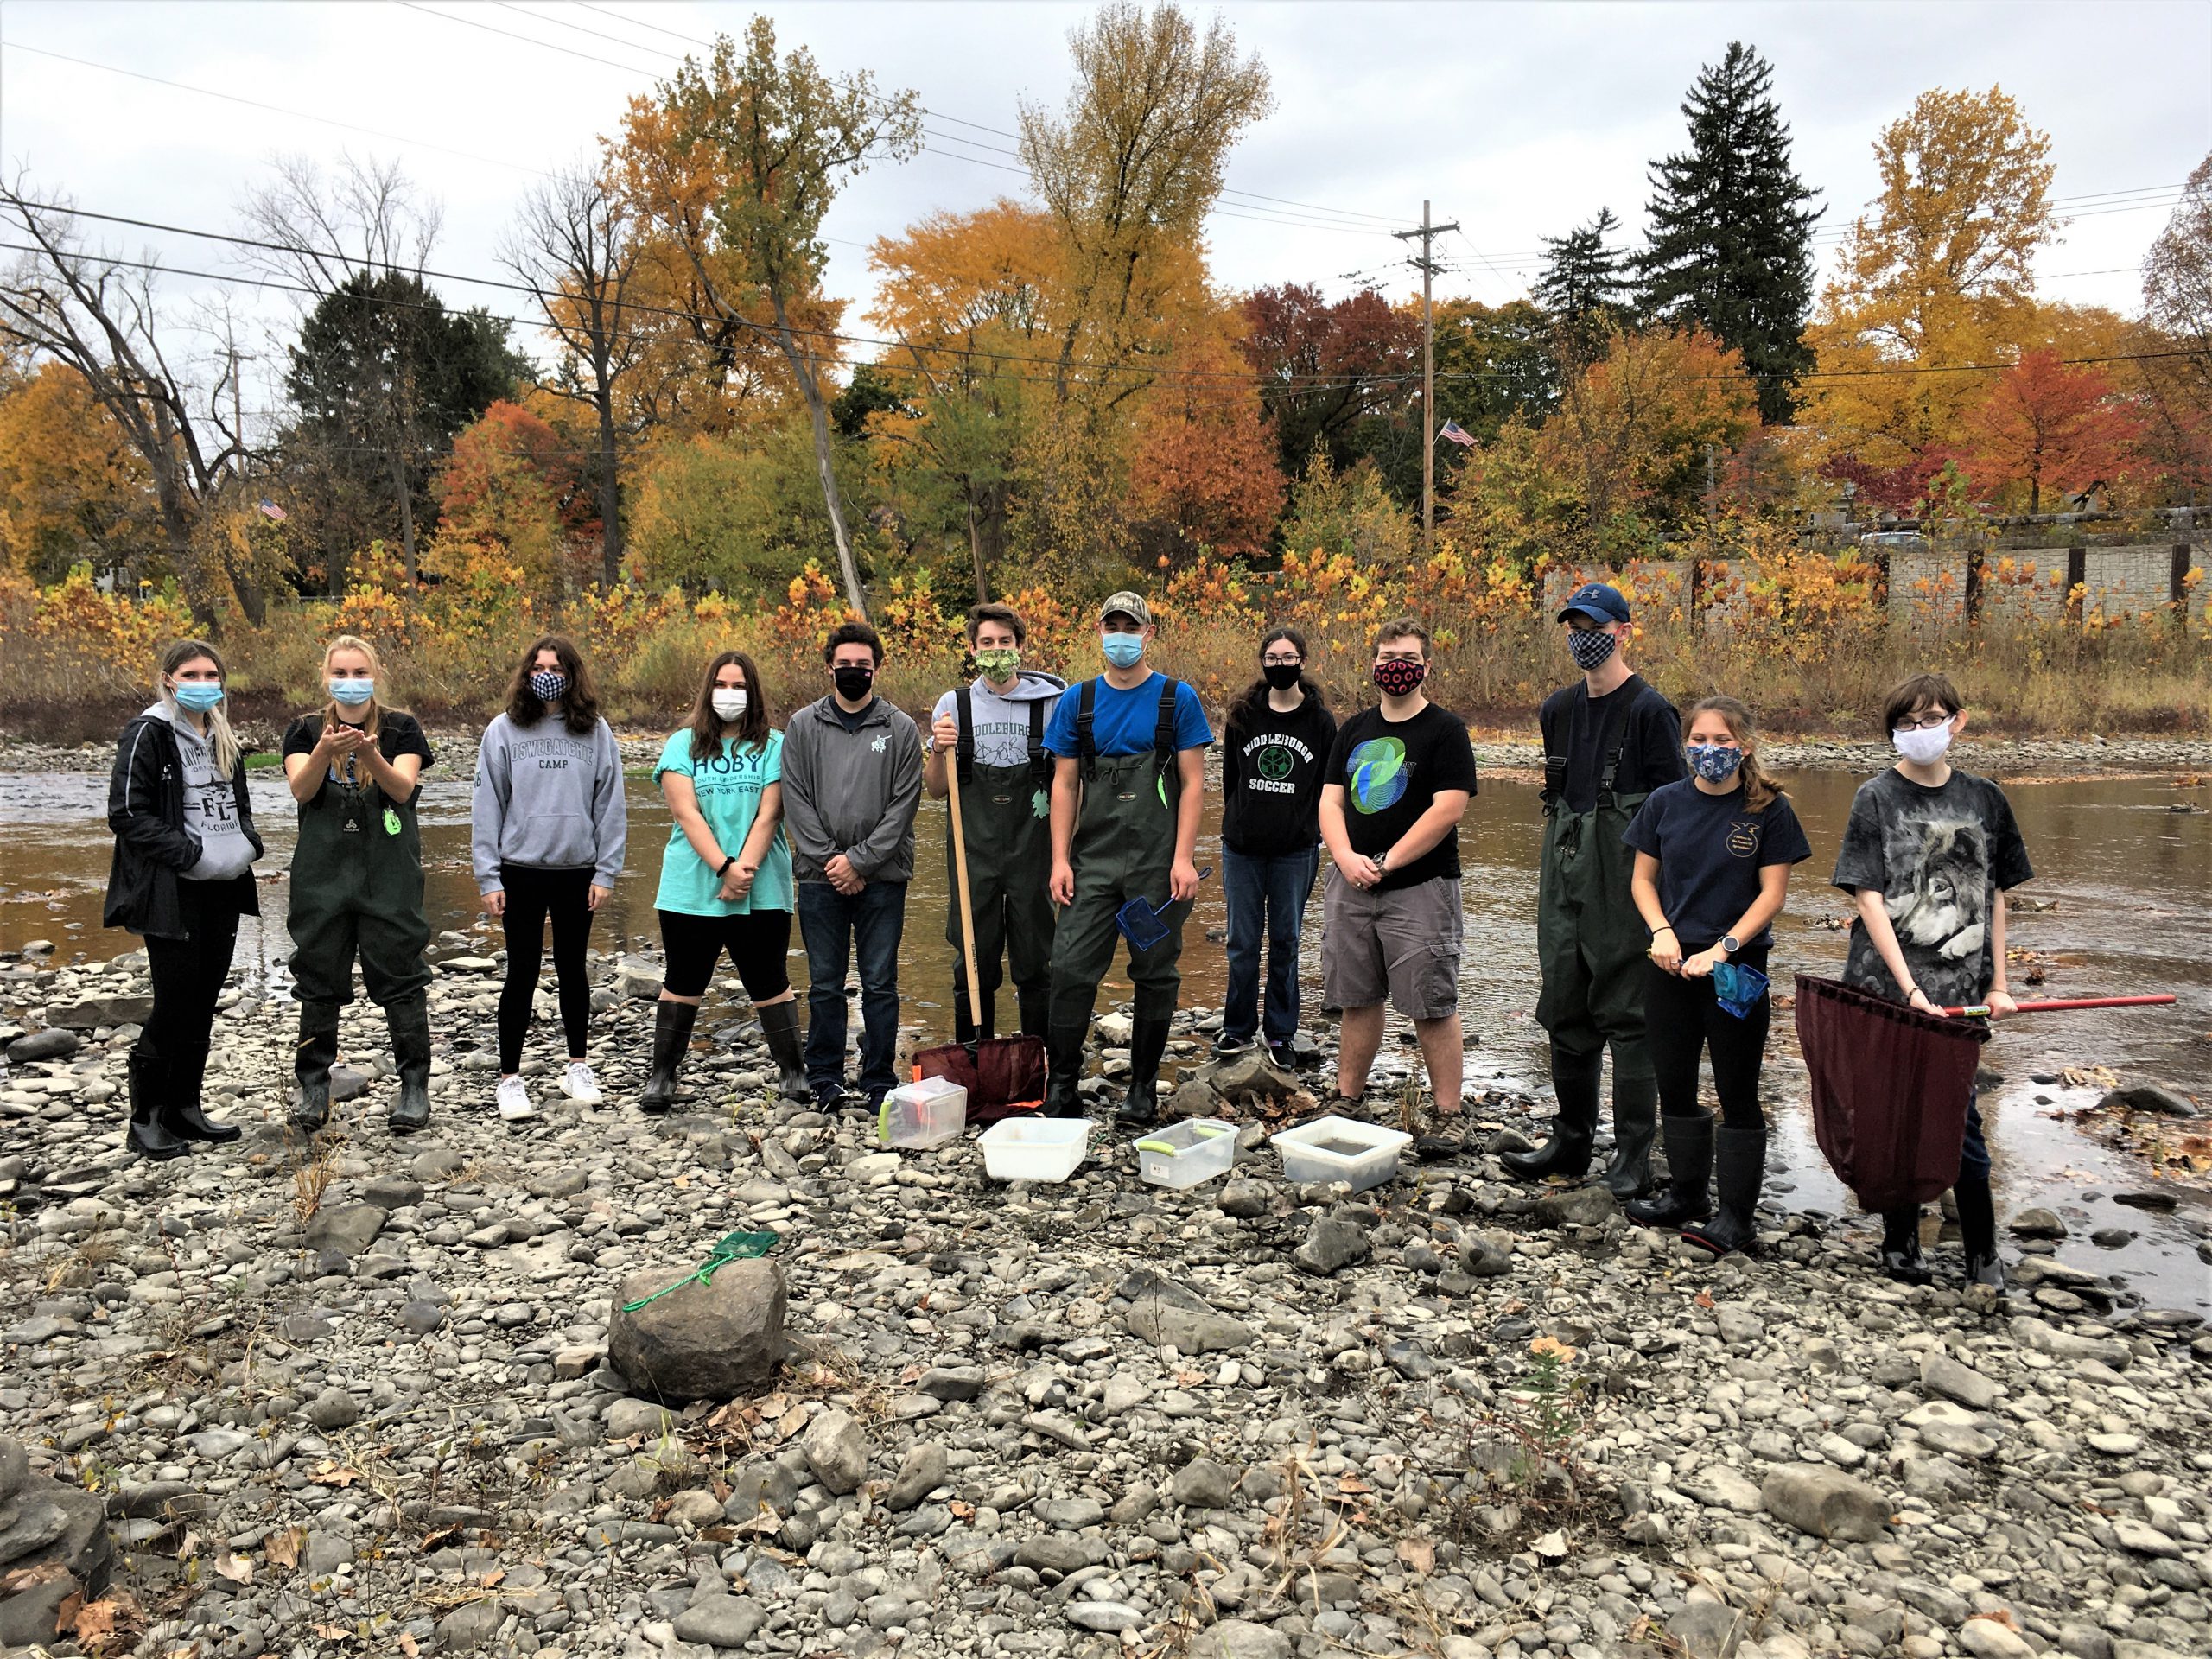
[499,864,594,1072]
[658,908,794,1002]
[142,878,246,1062]
[1644,947,1771,1130]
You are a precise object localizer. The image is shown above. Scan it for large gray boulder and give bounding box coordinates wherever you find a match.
[0,1437,114,1647]
[45,994,156,1031]
[1119,1268,1254,1352]
[608,1258,785,1402]
[1762,1465,1891,1542]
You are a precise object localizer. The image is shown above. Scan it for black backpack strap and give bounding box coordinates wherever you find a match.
[1027,696,1049,789]
[1076,678,1098,781]
[954,686,976,785]
[1153,678,1181,777]
[1597,675,1643,799]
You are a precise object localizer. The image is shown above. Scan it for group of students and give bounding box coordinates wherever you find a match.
[101,581,2031,1288]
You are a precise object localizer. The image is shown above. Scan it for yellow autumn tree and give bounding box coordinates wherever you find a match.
[0,361,160,582]
[1805,86,2062,505]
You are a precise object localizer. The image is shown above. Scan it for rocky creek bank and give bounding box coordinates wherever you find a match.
[1,946,2209,1659]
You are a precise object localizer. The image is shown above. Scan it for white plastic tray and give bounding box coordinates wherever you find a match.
[1270,1115,1412,1192]
[979,1116,1091,1183]
[1132,1116,1237,1188]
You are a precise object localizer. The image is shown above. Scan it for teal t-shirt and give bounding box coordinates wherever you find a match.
[653,728,795,916]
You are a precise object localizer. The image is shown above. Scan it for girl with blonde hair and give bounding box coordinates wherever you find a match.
[104,639,264,1159]
[282,635,438,1134]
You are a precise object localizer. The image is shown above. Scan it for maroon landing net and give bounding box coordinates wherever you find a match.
[1793,974,1990,1212]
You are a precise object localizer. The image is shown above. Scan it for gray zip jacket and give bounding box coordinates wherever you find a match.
[779,694,924,884]
[471,712,627,893]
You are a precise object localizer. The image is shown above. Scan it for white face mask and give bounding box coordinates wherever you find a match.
[711,688,748,721]
[1892,721,1955,766]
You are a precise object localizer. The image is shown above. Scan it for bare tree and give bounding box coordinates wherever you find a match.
[0,180,256,623]
[240,154,442,580]
[503,160,645,588]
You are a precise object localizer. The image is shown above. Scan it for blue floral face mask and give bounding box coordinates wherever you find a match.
[1687,742,1745,783]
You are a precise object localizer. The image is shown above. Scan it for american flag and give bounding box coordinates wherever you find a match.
[1438,420,1477,448]
[257,499,288,523]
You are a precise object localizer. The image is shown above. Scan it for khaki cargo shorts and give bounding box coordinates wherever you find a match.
[1321,868,1465,1020]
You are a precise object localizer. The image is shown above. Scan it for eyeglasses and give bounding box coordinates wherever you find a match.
[1896,711,1954,731]
[1262,655,1302,666]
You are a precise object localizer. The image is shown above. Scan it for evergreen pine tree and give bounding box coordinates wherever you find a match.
[1638,41,1821,423]
[1534,207,1632,365]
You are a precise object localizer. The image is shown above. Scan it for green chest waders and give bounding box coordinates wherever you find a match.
[1048,680,1187,1031]
[285,770,433,1007]
[946,692,1057,1041]
[1509,679,1661,1190]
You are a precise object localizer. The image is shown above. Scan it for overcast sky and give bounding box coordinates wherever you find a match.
[4,0,2208,423]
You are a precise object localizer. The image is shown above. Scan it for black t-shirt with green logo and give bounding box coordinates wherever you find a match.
[1221,696,1338,858]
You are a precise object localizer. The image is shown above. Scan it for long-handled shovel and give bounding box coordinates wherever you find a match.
[1940,995,2178,1016]
[912,760,1046,1122]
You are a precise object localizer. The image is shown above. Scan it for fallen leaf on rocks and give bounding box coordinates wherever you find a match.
[213,1552,252,1585]
[1397,1538,1434,1573]
[420,1524,463,1552]
[264,1528,302,1569]
[308,1461,360,1487]
[477,1568,505,1589]
[0,1561,73,1594]
[1694,1290,1715,1309]
[397,1633,421,1657]
[313,1624,354,1641]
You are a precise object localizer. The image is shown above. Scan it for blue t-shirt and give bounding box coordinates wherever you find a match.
[1042,673,1212,760]
[1622,779,1812,951]
[653,728,796,916]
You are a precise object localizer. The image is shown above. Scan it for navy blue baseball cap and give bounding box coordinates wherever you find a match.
[1558,581,1630,626]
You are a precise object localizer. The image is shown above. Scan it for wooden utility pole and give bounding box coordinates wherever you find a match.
[1395,200,1459,556]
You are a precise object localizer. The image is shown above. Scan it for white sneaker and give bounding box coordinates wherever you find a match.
[495,1076,537,1122]
[560,1061,604,1104]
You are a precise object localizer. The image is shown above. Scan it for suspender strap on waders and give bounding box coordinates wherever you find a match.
[1027,698,1050,791]
[955,686,976,785]
[1075,676,1184,788]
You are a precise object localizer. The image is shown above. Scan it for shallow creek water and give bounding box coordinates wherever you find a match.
[3,762,2207,1310]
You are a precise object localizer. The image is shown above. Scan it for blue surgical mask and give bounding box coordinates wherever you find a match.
[329,678,375,706]
[172,681,225,713]
[1687,743,1744,783]
[1102,632,1145,669]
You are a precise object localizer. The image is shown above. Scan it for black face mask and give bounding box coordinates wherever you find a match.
[1262,663,1304,691]
[833,665,874,702]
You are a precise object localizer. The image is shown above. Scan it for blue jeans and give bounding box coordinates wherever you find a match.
[797,879,907,1102]
[1221,846,1319,1046]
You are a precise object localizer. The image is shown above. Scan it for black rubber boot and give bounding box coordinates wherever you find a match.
[1682,1127,1764,1255]
[126,1048,191,1162]
[1624,1112,1713,1228]
[1015,987,1052,1043]
[291,1001,341,1133]
[1043,1023,1088,1119]
[386,993,434,1134]
[953,978,995,1046]
[1116,1013,1172,1129]
[639,999,698,1115]
[1503,1046,1601,1180]
[1600,1065,1657,1199]
[758,1000,810,1101]
[1954,1176,2005,1290]
[162,1040,238,1144]
[1879,1205,1930,1285]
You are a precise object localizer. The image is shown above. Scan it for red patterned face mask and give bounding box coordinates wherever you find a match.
[1372,658,1427,696]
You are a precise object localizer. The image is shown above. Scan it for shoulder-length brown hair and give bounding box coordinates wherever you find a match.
[505,633,601,735]
[686,650,770,761]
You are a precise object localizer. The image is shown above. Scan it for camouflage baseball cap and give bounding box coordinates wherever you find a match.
[1098,591,1152,626]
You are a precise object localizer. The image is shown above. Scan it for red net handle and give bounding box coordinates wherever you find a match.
[1940,995,2177,1016]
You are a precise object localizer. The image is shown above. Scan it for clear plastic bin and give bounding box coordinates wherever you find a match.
[879,1076,968,1149]
[1270,1115,1412,1192]
[978,1116,1090,1183]
[1132,1117,1237,1188]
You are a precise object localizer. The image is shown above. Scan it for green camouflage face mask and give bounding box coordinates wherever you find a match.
[975,646,1020,679]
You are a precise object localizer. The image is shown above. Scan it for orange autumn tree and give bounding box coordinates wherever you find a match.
[433,400,591,597]
[1955,350,2145,513]
[0,360,160,582]
[1128,333,1285,564]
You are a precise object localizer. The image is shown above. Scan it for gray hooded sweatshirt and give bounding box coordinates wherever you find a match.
[143,701,257,883]
[471,712,627,893]
[780,694,925,884]
[929,669,1067,769]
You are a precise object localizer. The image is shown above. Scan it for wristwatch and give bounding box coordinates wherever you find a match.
[1719,934,1741,957]
[1372,849,1389,872]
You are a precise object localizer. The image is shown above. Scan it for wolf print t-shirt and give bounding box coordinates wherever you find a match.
[1325,702,1479,891]
[1830,768,2033,1007]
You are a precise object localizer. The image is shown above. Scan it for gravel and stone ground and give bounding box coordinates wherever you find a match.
[2,943,2209,1659]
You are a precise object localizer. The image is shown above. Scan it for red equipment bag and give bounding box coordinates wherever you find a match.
[1793,974,1990,1211]
[910,1034,1046,1127]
